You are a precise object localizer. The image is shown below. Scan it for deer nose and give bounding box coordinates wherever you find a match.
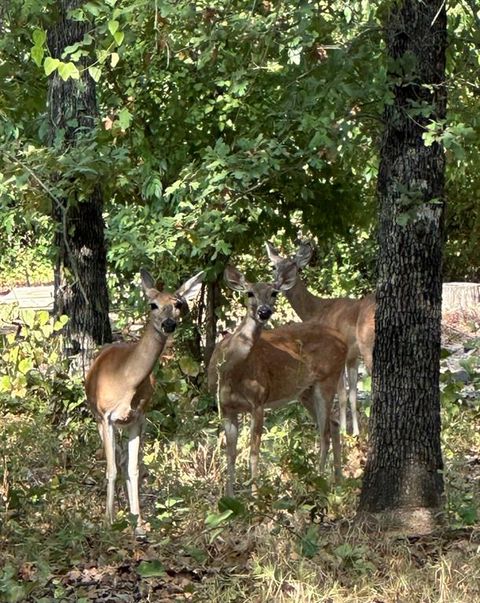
[257,305,272,321]
[162,318,177,333]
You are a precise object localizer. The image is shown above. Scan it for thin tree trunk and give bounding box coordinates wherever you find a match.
[358,0,447,533]
[48,0,112,375]
[204,278,222,369]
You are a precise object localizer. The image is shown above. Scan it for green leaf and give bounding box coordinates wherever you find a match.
[37,310,50,326]
[334,543,354,559]
[32,29,46,45]
[299,525,320,558]
[185,546,208,563]
[458,505,477,525]
[53,315,69,331]
[111,518,129,531]
[31,45,44,67]
[62,41,81,57]
[205,509,233,529]
[137,560,166,578]
[118,107,132,130]
[110,52,120,67]
[44,57,60,76]
[178,356,200,377]
[108,19,120,35]
[0,375,11,392]
[18,358,33,374]
[217,496,246,517]
[114,31,125,46]
[84,2,101,16]
[58,61,80,81]
[88,66,102,82]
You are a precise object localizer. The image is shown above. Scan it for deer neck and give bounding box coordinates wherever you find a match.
[124,320,168,386]
[284,278,327,320]
[221,314,262,371]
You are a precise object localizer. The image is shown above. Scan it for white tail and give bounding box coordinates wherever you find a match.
[208,265,347,497]
[85,269,203,533]
[265,241,375,436]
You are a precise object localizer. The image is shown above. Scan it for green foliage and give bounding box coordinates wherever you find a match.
[0,309,70,407]
[136,560,166,578]
[332,542,376,574]
[1,0,385,296]
[0,174,53,288]
[440,347,480,526]
[2,0,479,287]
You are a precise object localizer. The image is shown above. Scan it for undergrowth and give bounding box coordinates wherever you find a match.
[0,311,479,602]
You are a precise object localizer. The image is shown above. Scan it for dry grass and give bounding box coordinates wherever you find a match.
[442,306,480,346]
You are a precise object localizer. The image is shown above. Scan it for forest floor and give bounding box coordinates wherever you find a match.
[0,310,479,602]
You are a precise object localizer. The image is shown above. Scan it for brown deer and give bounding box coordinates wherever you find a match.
[85,268,204,534]
[265,241,375,436]
[208,265,347,497]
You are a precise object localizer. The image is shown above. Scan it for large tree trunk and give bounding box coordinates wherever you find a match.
[48,0,112,375]
[358,0,447,533]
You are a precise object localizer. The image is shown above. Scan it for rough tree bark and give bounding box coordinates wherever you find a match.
[358,0,447,533]
[48,0,112,375]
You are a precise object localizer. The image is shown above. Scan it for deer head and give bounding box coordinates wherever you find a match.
[140,269,204,334]
[224,264,297,324]
[265,240,314,281]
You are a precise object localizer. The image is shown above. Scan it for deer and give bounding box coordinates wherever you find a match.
[208,264,347,497]
[85,268,204,534]
[265,241,375,436]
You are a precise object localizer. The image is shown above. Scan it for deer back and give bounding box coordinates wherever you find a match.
[209,321,347,413]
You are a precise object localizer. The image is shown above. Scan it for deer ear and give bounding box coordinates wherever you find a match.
[294,241,313,269]
[141,269,164,300]
[224,265,249,292]
[140,268,155,290]
[176,271,204,301]
[274,263,297,292]
[140,269,162,299]
[265,241,284,266]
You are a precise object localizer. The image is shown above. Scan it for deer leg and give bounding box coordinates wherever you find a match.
[312,383,330,474]
[313,381,342,480]
[101,417,117,524]
[347,359,360,437]
[299,386,317,424]
[224,411,239,497]
[126,419,143,533]
[330,416,343,481]
[337,369,348,434]
[249,405,264,495]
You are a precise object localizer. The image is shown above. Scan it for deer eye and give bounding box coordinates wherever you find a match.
[247,291,255,298]
[271,290,279,298]
[150,302,158,310]
[174,299,184,310]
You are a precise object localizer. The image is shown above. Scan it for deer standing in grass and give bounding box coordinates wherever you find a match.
[266,241,375,436]
[208,265,347,497]
[85,269,204,533]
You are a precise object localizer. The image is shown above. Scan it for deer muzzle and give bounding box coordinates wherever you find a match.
[162,318,177,333]
[257,305,273,322]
